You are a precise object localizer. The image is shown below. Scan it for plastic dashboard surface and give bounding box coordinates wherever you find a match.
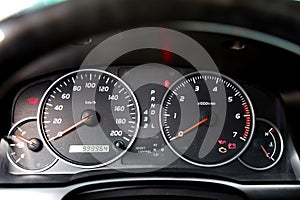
[0,30,300,188]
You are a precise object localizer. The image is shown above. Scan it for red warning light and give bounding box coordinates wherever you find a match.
[218,140,227,145]
[27,97,39,105]
[228,143,237,150]
[164,80,170,88]
[162,50,172,63]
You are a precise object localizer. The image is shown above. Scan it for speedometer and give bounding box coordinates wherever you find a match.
[38,69,140,168]
[160,71,255,167]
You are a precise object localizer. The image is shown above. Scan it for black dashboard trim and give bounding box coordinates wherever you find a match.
[1,177,300,200]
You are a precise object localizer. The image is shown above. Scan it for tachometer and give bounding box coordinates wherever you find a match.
[38,69,140,168]
[160,71,255,167]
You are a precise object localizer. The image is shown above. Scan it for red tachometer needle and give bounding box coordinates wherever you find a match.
[49,115,93,141]
[260,144,274,161]
[170,117,209,141]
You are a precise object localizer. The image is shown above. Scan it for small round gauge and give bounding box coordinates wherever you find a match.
[38,69,140,168]
[7,117,57,172]
[239,118,283,170]
[160,71,255,167]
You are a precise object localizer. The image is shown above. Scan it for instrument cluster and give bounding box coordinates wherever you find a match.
[5,65,291,182]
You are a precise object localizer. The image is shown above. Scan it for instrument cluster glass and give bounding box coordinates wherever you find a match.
[6,67,286,176]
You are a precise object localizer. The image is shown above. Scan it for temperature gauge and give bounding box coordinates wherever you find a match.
[7,117,57,172]
[239,118,283,171]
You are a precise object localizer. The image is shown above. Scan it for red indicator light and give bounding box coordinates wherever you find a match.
[228,143,237,150]
[164,80,170,88]
[218,140,227,145]
[27,97,39,105]
[162,50,172,63]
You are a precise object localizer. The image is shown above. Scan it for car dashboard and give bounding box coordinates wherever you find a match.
[0,23,300,200]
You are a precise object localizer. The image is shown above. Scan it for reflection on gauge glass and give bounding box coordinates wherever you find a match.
[239,118,283,170]
[7,117,57,172]
[38,69,140,168]
[160,71,255,167]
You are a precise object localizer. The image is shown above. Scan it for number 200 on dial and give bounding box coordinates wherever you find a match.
[38,69,140,168]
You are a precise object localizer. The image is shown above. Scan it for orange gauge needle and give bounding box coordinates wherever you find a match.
[170,117,209,141]
[49,115,93,141]
[15,134,34,145]
[260,144,275,161]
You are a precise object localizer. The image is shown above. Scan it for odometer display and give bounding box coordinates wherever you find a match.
[38,69,140,168]
[69,145,110,153]
[160,71,255,167]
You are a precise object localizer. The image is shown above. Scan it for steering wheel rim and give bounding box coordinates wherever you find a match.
[0,0,299,103]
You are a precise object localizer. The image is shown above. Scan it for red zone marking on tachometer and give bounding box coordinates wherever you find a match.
[241,103,251,140]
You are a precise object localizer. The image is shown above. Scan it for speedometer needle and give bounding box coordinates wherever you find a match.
[49,115,93,141]
[260,144,274,161]
[170,117,209,141]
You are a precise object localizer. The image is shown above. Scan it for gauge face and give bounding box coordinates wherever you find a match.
[239,118,283,170]
[160,71,255,167]
[7,118,57,172]
[38,69,140,168]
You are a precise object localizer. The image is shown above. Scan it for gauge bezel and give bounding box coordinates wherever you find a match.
[238,118,284,171]
[7,117,58,173]
[159,71,255,167]
[37,69,140,169]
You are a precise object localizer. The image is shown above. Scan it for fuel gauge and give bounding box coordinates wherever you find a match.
[7,117,57,172]
[239,118,283,171]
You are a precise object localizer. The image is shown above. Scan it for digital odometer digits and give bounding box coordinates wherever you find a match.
[38,69,140,168]
[160,71,255,167]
